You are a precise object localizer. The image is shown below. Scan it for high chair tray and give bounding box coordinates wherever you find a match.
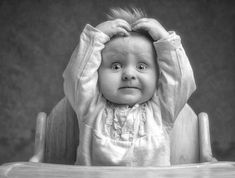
[1,161,235,178]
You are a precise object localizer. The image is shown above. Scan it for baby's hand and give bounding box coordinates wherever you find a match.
[96,19,131,38]
[132,18,169,41]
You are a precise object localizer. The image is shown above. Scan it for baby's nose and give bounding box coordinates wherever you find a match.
[122,68,136,81]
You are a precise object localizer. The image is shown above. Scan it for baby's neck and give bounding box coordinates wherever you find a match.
[107,101,145,109]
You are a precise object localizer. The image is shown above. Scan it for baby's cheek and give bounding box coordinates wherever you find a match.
[145,78,157,94]
[98,73,117,95]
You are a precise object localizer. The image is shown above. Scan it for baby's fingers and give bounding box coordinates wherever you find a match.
[132,18,152,31]
[132,23,149,32]
[115,19,132,32]
[132,18,168,40]
[115,27,130,36]
[132,18,148,26]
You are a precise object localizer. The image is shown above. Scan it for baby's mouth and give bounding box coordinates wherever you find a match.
[119,86,140,90]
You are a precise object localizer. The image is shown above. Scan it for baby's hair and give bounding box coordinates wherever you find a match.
[107,7,154,42]
[107,7,147,25]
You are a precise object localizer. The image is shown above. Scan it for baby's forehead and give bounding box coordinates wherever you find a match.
[108,31,152,45]
[103,32,155,57]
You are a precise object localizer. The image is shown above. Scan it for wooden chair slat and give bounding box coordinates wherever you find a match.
[44,98,79,164]
[30,112,47,163]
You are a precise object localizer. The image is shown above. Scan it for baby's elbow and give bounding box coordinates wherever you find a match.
[184,73,197,97]
[189,71,197,93]
[183,64,196,91]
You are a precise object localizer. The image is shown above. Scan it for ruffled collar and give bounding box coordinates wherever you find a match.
[106,101,147,111]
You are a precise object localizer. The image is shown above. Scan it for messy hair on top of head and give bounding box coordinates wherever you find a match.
[107,7,147,25]
[107,7,154,41]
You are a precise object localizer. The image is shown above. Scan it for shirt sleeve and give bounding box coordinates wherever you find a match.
[63,24,110,121]
[153,32,196,126]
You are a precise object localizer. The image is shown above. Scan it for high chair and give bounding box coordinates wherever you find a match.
[30,97,216,165]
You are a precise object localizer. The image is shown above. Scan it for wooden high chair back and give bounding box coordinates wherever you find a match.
[30,97,216,165]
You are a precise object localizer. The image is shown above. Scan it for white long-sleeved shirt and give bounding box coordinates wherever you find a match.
[63,24,196,166]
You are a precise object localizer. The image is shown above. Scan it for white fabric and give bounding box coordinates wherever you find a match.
[63,24,196,166]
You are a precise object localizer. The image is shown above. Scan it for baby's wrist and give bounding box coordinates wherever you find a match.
[159,31,170,40]
[83,24,110,43]
[95,25,108,36]
[154,29,169,41]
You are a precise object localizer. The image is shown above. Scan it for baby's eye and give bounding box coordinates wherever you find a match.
[111,63,122,71]
[137,63,148,71]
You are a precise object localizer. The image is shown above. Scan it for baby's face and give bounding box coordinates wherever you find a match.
[98,33,158,106]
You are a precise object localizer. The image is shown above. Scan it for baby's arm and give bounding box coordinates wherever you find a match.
[63,20,131,120]
[133,18,196,125]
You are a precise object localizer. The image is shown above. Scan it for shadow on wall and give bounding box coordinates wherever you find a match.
[0,0,235,164]
[213,142,235,161]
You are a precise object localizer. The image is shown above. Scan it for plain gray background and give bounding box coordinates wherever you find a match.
[0,0,234,164]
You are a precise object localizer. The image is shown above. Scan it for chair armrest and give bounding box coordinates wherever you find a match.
[29,112,47,163]
[198,112,217,162]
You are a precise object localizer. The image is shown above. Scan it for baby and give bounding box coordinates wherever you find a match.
[63,8,196,166]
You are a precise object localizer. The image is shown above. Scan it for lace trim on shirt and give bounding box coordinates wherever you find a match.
[104,102,147,141]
